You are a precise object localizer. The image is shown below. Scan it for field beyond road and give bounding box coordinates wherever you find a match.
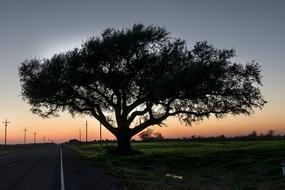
[68,141,285,190]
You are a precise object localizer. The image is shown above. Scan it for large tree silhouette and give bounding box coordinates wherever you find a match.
[19,24,266,153]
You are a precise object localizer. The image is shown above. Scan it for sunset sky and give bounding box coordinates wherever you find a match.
[0,0,284,144]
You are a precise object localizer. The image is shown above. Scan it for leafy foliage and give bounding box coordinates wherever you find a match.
[19,24,266,151]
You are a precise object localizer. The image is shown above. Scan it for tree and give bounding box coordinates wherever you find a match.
[266,130,275,138]
[19,24,266,153]
[138,128,154,141]
[153,132,164,140]
[248,130,257,138]
[138,129,164,141]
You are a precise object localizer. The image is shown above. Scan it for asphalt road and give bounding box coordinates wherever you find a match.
[0,144,124,190]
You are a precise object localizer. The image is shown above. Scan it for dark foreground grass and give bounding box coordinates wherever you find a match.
[68,141,285,190]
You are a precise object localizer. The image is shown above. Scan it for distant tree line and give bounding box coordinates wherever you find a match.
[136,129,285,142]
[157,130,285,142]
[67,129,284,144]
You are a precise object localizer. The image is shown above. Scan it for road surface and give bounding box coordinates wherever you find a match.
[0,144,124,190]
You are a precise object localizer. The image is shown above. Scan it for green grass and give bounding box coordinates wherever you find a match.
[67,141,285,190]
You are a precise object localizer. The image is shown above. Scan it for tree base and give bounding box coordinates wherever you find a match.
[116,135,134,155]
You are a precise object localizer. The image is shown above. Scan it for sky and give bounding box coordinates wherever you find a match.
[0,0,284,144]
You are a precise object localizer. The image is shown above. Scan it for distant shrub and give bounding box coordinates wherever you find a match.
[139,129,164,141]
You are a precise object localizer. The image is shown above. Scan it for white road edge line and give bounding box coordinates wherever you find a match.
[7,162,16,168]
[60,145,65,190]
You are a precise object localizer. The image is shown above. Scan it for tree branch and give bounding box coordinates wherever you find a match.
[127,105,149,125]
[86,85,117,107]
[70,86,117,134]
[130,103,231,136]
[92,104,117,134]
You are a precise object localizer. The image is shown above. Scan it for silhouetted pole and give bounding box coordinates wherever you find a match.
[2,119,11,151]
[79,128,81,142]
[43,136,45,144]
[85,120,88,144]
[33,132,37,144]
[23,128,28,146]
[99,122,102,148]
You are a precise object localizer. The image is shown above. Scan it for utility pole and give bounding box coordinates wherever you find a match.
[43,136,45,144]
[33,132,37,144]
[2,119,11,151]
[85,120,88,144]
[23,128,28,146]
[99,122,102,148]
[79,128,81,142]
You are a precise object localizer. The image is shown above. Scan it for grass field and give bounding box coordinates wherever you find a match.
[68,141,285,190]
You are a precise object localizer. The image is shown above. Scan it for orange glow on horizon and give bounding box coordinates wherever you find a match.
[1,103,284,145]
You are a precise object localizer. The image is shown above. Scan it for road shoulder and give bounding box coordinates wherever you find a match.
[62,145,125,190]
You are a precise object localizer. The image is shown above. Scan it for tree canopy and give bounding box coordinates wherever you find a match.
[19,24,266,153]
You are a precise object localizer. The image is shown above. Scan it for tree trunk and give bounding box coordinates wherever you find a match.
[116,132,132,154]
